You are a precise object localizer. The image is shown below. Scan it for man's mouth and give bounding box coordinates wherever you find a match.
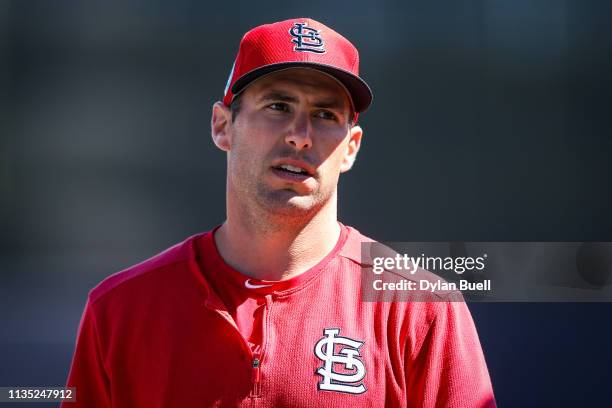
[273,164,310,176]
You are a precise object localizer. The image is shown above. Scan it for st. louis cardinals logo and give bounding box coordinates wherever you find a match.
[314,328,367,394]
[289,22,326,54]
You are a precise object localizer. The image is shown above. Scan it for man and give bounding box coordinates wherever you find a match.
[63,18,496,407]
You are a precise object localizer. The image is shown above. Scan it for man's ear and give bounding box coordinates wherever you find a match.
[211,101,232,152]
[339,125,363,173]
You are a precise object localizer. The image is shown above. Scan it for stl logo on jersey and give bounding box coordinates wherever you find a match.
[289,22,326,54]
[314,328,367,394]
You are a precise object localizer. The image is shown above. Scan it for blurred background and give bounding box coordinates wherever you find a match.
[1,0,611,406]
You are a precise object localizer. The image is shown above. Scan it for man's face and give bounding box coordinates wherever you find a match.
[212,68,363,218]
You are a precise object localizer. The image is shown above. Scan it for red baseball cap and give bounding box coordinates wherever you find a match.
[223,18,373,114]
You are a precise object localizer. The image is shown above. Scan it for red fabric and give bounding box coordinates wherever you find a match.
[63,225,496,407]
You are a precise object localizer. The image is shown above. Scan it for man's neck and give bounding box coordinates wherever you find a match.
[214,200,341,282]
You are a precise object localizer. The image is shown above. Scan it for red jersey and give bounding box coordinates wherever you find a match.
[63,225,496,407]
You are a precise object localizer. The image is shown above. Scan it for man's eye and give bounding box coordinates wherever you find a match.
[268,102,290,112]
[315,110,339,121]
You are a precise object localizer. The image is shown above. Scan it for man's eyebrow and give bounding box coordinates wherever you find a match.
[257,91,298,103]
[312,97,347,110]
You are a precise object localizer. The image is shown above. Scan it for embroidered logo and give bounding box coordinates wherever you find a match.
[314,328,366,394]
[289,22,326,54]
[244,279,273,289]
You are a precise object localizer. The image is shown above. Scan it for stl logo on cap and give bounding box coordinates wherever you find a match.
[289,22,326,54]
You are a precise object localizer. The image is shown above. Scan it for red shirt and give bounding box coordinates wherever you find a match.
[63,225,496,407]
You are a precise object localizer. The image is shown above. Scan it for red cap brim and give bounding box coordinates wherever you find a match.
[231,62,373,114]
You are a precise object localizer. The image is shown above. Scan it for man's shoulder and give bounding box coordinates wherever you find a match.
[88,232,207,304]
[338,224,376,265]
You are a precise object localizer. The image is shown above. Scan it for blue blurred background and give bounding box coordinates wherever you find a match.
[1,1,611,406]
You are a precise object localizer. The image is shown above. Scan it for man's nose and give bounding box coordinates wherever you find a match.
[285,112,312,150]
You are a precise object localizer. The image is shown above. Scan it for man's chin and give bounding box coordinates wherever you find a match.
[257,190,322,216]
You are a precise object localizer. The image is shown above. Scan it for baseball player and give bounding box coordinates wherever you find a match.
[63,18,496,407]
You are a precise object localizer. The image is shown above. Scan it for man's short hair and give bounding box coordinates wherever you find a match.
[230,93,243,123]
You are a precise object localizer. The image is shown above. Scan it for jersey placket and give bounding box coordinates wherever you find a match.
[250,293,273,400]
